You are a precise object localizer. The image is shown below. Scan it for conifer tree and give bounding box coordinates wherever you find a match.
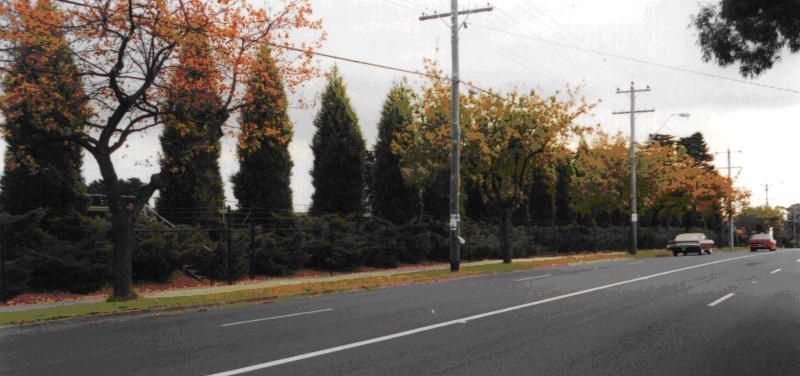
[231,46,294,224]
[0,0,88,216]
[371,85,419,223]
[309,67,366,215]
[678,132,714,171]
[156,30,225,227]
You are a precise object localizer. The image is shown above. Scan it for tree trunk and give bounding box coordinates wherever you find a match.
[96,152,142,301]
[502,209,513,264]
[111,210,135,300]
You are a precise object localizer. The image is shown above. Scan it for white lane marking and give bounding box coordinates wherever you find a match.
[515,274,552,281]
[626,261,645,265]
[709,293,735,307]
[222,309,334,327]
[796,258,800,263]
[771,269,782,274]
[207,252,776,376]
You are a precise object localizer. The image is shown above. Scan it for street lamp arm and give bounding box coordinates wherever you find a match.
[651,113,690,141]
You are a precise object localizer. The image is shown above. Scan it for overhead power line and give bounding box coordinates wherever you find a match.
[468,23,800,95]
[268,43,507,101]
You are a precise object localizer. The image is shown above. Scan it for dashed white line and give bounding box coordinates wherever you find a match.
[796,258,800,263]
[626,261,645,265]
[207,252,774,376]
[771,269,782,274]
[515,274,552,281]
[222,308,334,327]
[709,293,735,307]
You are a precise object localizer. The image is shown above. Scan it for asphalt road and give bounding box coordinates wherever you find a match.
[2,249,800,375]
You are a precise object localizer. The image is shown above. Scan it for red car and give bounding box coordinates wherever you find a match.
[749,233,776,252]
[667,233,714,256]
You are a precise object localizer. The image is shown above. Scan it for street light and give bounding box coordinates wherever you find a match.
[651,113,690,143]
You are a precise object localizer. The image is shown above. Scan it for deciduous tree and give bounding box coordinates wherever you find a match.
[395,58,595,263]
[391,58,452,219]
[0,0,323,300]
[692,1,800,77]
[571,131,747,230]
[737,206,784,237]
[87,178,146,207]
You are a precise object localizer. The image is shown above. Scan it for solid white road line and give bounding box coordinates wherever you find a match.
[222,308,334,327]
[708,293,735,307]
[771,269,782,274]
[626,261,645,265]
[515,274,552,281]
[207,252,780,376]
[796,258,800,263]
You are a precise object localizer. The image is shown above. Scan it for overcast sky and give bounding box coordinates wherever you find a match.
[8,0,800,212]
[279,0,800,211]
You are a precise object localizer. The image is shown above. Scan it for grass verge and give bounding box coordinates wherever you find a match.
[1,252,632,326]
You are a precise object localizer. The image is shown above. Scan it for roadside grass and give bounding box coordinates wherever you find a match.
[629,246,744,259]
[0,251,632,326]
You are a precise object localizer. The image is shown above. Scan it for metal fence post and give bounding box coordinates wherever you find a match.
[1,213,5,303]
[227,206,232,285]
[249,217,255,280]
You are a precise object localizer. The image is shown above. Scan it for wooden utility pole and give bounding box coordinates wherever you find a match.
[420,1,492,272]
[613,82,654,255]
[762,183,772,207]
[715,148,741,250]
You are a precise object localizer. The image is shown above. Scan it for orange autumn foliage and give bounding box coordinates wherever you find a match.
[392,56,596,211]
[571,131,748,224]
[0,0,324,300]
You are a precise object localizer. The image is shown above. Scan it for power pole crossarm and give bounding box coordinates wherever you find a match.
[419,7,494,21]
[613,82,654,256]
[420,1,492,272]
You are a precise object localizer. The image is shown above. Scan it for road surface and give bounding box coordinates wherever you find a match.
[2,249,799,375]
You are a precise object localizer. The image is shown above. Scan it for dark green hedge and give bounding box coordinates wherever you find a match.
[1,210,720,302]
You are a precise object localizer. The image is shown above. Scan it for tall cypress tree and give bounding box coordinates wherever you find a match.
[231,46,293,224]
[371,85,419,223]
[309,67,366,215]
[156,30,225,227]
[678,132,714,171]
[0,0,88,216]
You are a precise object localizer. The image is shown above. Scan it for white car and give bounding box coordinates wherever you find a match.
[667,233,714,256]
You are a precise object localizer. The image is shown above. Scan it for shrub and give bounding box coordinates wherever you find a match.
[303,214,366,273]
[253,228,309,277]
[397,221,431,264]
[360,218,400,269]
[2,210,112,296]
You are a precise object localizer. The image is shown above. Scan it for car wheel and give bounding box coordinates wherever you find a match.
[682,251,687,256]
[672,251,678,257]
[708,248,713,254]
[751,248,756,252]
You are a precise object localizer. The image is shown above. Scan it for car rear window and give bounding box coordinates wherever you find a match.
[750,234,772,240]
[675,233,703,241]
